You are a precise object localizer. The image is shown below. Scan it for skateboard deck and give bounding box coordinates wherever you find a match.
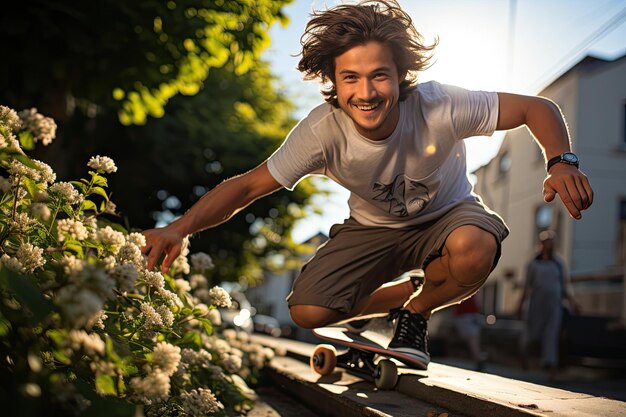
[310,326,428,390]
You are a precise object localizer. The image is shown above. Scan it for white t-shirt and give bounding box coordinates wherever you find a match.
[267,81,499,228]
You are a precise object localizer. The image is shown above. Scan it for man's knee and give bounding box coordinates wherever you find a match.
[445,226,498,285]
[290,304,342,329]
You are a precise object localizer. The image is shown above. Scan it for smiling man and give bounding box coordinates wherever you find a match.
[142,0,593,370]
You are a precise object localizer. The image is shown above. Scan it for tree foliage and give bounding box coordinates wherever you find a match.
[1,0,290,125]
[0,0,317,284]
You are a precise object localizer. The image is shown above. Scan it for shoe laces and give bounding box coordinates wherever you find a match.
[388,308,428,351]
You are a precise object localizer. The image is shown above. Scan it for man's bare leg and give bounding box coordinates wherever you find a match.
[404,225,497,318]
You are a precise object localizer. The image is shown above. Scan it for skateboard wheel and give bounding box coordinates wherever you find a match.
[310,344,337,376]
[374,359,398,390]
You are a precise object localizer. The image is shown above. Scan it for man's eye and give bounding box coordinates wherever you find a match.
[374,73,388,79]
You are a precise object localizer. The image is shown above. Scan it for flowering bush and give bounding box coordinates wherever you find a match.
[0,106,275,417]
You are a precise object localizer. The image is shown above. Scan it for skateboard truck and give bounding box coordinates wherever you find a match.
[310,343,399,390]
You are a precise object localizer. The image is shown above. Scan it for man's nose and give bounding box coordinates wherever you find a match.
[357,78,376,101]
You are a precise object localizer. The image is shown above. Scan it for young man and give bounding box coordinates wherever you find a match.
[142,1,593,369]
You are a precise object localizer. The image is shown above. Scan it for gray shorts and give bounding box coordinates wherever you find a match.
[286,199,509,314]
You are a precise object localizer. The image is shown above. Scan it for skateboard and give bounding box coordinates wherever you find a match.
[310,326,427,390]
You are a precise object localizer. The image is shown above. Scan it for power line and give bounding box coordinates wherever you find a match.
[525,4,626,93]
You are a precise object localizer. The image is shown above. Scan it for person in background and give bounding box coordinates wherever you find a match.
[517,230,580,380]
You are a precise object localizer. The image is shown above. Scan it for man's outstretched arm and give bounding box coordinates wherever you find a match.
[496,92,593,220]
[141,161,283,272]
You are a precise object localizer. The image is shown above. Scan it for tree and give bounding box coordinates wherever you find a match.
[0,0,318,283]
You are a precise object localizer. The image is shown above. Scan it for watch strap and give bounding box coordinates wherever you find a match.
[546,153,579,172]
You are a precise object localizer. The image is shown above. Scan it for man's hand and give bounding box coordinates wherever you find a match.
[141,225,186,273]
[543,164,593,220]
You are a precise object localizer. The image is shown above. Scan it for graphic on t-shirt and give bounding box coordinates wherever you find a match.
[372,173,430,217]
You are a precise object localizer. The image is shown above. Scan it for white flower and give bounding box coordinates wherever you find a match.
[70,264,116,300]
[0,105,22,131]
[221,354,242,373]
[1,254,23,272]
[49,182,82,204]
[156,305,174,327]
[222,329,237,341]
[190,252,214,272]
[16,242,45,273]
[175,278,191,293]
[208,286,232,308]
[11,212,35,234]
[18,108,56,146]
[110,263,139,292]
[101,255,116,271]
[67,330,105,356]
[126,232,146,247]
[97,226,125,253]
[181,348,212,368]
[158,288,183,308]
[87,155,117,173]
[59,255,86,275]
[189,274,207,289]
[56,286,105,328]
[34,190,48,202]
[7,160,41,182]
[29,203,51,221]
[104,200,117,214]
[32,160,56,184]
[91,310,108,330]
[116,242,145,269]
[180,388,224,416]
[152,342,181,376]
[57,219,89,242]
[143,270,165,289]
[130,369,170,405]
[140,303,163,327]
[207,309,221,327]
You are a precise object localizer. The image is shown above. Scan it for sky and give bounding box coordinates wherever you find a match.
[262,0,626,243]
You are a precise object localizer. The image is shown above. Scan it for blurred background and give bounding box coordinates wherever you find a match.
[2,0,626,397]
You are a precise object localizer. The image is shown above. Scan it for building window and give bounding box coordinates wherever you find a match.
[535,205,553,233]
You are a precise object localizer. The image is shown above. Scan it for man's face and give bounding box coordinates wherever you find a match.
[334,41,401,141]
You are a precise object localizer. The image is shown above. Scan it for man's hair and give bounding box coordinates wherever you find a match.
[298,0,438,107]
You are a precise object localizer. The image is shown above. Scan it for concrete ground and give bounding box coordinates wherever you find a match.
[251,333,626,417]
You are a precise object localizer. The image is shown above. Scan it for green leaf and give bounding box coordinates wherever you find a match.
[52,348,72,365]
[80,199,98,212]
[91,174,108,187]
[95,374,117,396]
[12,153,38,169]
[90,186,109,201]
[70,181,87,193]
[18,131,35,150]
[177,331,202,348]
[0,268,54,322]
[65,241,85,257]
[21,177,40,198]
[197,317,213,336]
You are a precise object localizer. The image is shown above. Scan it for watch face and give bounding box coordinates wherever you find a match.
[563,152,578,163]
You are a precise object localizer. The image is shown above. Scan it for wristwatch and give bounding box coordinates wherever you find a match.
[546,152,579,172]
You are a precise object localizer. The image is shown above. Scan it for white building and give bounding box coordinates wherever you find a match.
[474,53,626,319]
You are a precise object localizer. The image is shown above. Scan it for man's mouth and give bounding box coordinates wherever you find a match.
[351,101,381,111]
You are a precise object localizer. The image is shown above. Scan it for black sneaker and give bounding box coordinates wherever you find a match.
[387,308,430,369]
